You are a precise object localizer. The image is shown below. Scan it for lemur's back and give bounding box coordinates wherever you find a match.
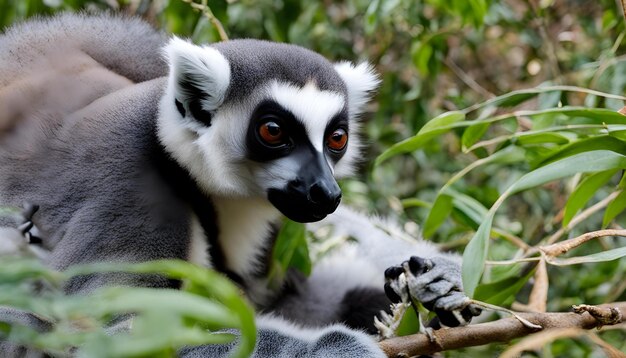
[0,13,168,150]
[0,14,171,256]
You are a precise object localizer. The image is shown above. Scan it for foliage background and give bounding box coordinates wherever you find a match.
[1,0,626,356]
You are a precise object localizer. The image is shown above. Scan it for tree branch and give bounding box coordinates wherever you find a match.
[378,302,626,357]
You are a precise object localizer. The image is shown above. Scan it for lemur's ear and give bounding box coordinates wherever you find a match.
[163,37,230,126]
[334,62,380,117]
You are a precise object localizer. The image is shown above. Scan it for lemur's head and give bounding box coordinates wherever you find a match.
[159,38,379,223]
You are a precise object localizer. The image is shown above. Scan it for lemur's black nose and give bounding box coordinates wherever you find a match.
[309,181,342,213]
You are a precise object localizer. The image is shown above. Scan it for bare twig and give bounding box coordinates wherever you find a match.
[378,302,626,357]
[545,190,622,245]
[528,0,561,81]
[181,0,229,41]
[541,229,626,257]
[443,56,495,99]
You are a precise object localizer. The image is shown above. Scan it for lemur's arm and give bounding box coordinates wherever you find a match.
[266,206,476,333]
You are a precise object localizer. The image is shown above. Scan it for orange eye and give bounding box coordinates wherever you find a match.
[258,121,284,146]
[327,128,348,152]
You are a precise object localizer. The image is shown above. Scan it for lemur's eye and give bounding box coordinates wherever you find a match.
[327,128,348,152]
[258,121,285,146]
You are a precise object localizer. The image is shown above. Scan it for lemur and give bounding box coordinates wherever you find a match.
[0,13,478,357]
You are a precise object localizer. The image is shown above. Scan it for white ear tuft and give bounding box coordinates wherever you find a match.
[334,62,380,117]
[163,37,231,114]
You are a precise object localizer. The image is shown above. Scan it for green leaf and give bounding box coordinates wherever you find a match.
[516,132,570,146]
[420,110,466,132]
[422,194,453,238]
[608,129,626,141]
[401,198,432,208]
[462,212,494,298]
[509,150,626,195]
[268,219,310,288]
[395,306,421,337]
[461,122,491,151]
[473,266,535,306]
[376,111,466,165]
[412,43,433,75]
[563,170,618,226]
[534,136,626,168]
[603,190,626,227]
[547,246,626,266]
[537,89,562,109]
[364,0,380,34]
[449,190,489,226]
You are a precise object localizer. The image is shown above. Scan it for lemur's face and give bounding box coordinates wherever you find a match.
[159,38,378,223]
[243,83,347,222]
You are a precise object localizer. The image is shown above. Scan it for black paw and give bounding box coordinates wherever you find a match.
[383,256,481,327]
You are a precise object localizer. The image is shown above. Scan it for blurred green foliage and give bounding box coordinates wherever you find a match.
[0,257,256,357]
[2,0,626,356]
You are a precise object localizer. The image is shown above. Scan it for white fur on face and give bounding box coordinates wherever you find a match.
[268,81,344,153]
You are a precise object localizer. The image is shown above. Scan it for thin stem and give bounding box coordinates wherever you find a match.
[182,0,229,41]
[468,299,543,330]
[540,228,626,257]
[444,56,494,99]
[485,257,541,266]
[545,190,622,245]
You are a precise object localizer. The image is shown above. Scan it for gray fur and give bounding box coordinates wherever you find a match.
[212,40,347,103]
[0,13,470,357]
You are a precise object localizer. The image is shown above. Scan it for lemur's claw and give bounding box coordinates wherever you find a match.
[383,256,481,331]
[18,203,42,244]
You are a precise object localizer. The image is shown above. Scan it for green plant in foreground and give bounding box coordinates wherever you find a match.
[0,258,256,357]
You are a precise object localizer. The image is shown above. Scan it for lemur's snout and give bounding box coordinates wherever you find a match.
[268,153,342,223]
[309,180,341,213]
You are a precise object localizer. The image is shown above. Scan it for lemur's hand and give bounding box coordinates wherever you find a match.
[384,256,481,328]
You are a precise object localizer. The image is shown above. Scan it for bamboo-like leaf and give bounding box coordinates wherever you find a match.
[602,190,626,228]
[546,246,626,266]
[508,151,626,195]
[563,170,619,226]
[516,132,570,146]
[267,219,310,289]
[376,111,465,165]
[473,267,535,306]
[422,194,453,238]
[462,212,494,298]
[533,136,626,168]
[608,129,626,141]
[461,122,490,150]
[450,190,488,226]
